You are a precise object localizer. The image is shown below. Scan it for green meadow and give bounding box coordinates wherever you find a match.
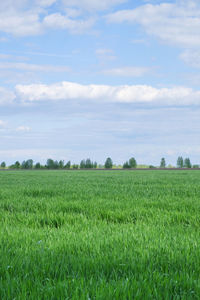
[0,170,200,299]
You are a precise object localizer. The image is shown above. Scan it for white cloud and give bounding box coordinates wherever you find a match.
[0,120,6,128]
[180,50,200,68]
[131,38,148,45]
[96,48,117,61]
[0,87,15,105]
[106,1,200,48]
[0,0,95,36]
[0,54,28,61]
[34,0,57,7]
[0,12,43,36]
[62,0,127,11]
[0,54,12,59]
[15,81,200,105]
[16,126,31,132]
[64,8,82,18]
[43,13,95,33]
[0,0,28,11]
[0,37,8,42]
[96,48,113,55]
[102,66,150,77]
[0,62,70,72]
[0,0,57,11]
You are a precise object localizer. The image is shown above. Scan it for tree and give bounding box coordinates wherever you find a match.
[129,157,137,168]
[35,162,41,169]
[46,159,55,169]
[80,160,86,169]
[160,158,166,168]
[123,161,130,169]
[21,160,26,169]
[193,164,199,169]
[93,161,97,169]
[14,161,20,169]
[184,158,192,168]
[177,156,183,168]
[58,160,64,169]
[21,159,33,169]
[104,157,113,169]
[72,164,79,169]
[85,158,92,169]
[65,161,71,169]
[1,162,6,168]
[54,160,59,169]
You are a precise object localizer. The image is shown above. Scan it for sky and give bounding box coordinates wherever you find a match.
[0,0,200,166]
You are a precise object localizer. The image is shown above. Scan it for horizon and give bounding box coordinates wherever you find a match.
[0,156,196,168]
[0,0,200,165]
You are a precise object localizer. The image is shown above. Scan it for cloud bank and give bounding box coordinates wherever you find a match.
[15,81,200,106]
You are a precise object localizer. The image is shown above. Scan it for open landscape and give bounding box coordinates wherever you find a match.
[1,0,200,299]
[0,170,200,299]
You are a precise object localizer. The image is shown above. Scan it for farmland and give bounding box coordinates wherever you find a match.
[0,170,200,299]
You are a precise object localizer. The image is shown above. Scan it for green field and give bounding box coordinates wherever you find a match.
[0,170,200,299]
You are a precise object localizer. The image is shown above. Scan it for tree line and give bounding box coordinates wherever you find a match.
[160,157,197,168]
[0,156,199,170]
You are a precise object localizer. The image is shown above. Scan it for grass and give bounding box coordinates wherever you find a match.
[0,170,200,299]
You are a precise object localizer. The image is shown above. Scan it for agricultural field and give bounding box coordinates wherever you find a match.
[0,170,200,299]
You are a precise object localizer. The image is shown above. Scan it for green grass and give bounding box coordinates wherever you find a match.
[0,170,200,299]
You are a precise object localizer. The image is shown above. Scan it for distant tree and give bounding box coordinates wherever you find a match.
[149,165,156,169]
[72,164,79,169]
[58,160,64,169]
[9,164,15,169]
[27,159,33,169]
[10,161,20,169]
[80,159,86,169]
[1,162,6,168]
[21,160,26,169]
[184,158,192,168]
[85,158,92,169]
[129,157,137,168]
[54,160,59,169]
[21,159,33,169]
[193,164,199,169]
[65,161,71,169]
[177,156,184,168]
[104,157,113,169]
[160,158,166,168]
[46,159,55,169]
[93,161,97,169]
[35,162,41,169]
[123,161,130,169]
[15,161,20,169]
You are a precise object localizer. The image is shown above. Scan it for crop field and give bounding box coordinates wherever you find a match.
[0,170,200,299]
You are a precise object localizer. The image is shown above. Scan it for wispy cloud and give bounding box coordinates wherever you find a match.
[62,0,127,12]
[0,87,15,104]
[43,13,95,34]
[0,62,70,72]
[0,120,6,128]
[102,66,151,77]
[180,50,200,69]
[16,126,31,132]
[96,48,117,61]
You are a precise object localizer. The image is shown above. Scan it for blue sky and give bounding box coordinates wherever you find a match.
[0,0,200,165]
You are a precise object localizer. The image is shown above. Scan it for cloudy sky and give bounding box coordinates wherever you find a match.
[0,0,200,165]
